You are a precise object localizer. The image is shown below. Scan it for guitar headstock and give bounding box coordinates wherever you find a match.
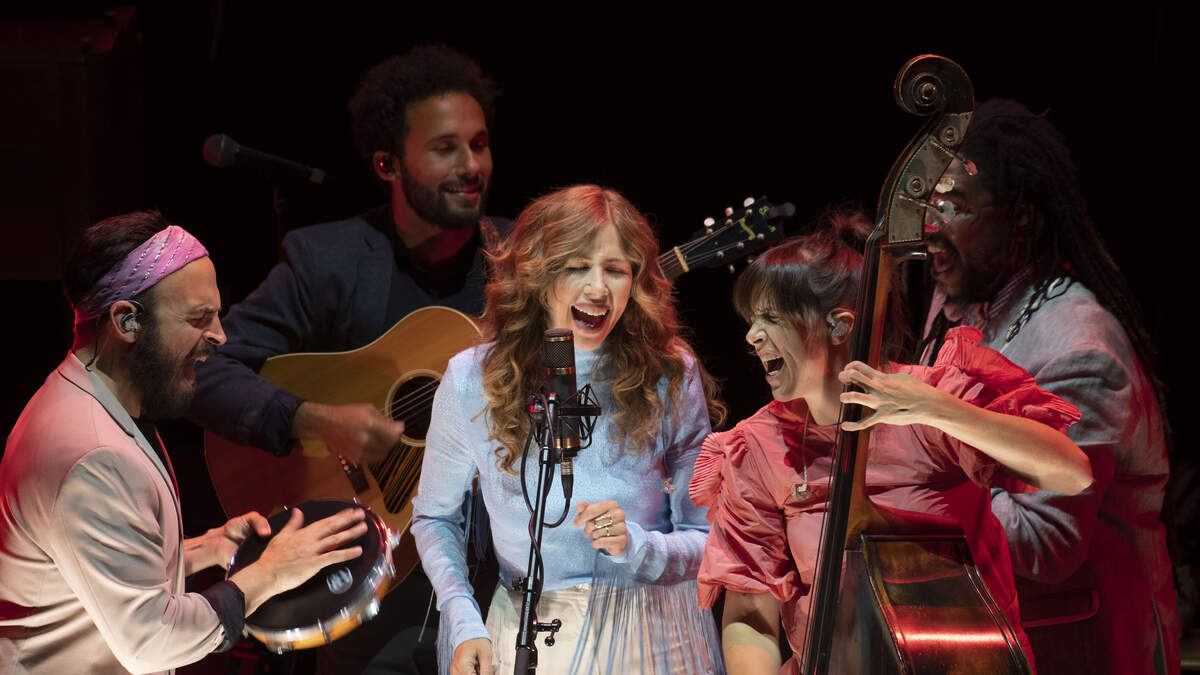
[660,197,794,281]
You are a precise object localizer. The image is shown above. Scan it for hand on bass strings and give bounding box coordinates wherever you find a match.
[183,510,272,575]
[574,500,628,556]
[451,637,495,675]
[229,506,368,614]
[293,401,405,464]
[837,360,951,431]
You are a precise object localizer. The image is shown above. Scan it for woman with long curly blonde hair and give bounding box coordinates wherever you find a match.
[413,185,725,674]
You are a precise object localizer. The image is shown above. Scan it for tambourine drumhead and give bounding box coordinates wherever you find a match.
[227,499,394,652]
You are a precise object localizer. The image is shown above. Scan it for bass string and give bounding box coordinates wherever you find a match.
[797,225,887,671]
[797,412,847,670]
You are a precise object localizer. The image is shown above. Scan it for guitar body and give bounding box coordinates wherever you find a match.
[204,306,481,587]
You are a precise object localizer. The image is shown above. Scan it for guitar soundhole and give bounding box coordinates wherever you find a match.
[388,375,437,440]
[367,374,440,515]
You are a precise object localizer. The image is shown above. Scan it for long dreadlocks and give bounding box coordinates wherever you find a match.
[961,99,1164,413]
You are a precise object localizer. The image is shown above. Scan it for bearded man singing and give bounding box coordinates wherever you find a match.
[0,211,367,674]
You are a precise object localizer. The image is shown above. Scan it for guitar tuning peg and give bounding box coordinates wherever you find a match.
[743,197,755,207]
[703,216,715,227]
[724,206,734,216]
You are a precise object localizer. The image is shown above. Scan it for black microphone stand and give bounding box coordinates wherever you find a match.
[513,392,565,674]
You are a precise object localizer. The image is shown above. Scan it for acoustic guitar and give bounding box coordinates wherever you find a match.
[204,197,791,588]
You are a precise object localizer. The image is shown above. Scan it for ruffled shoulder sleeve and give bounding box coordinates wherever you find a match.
[895,326,1082,490]
[688,431,732,509]
[899,326,1081,432]
[691,416,803,609]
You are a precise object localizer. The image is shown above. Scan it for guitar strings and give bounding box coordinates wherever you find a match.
[385,382,440,421]
[388,379,439,410]
[676,240,757,269]
[678,206,767,252]
[673,222,738,255]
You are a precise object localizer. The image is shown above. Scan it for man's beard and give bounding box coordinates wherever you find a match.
[400,166,487,230]
[128,315,215,420]
[930,235,1007,305]
[953,249,1009,304]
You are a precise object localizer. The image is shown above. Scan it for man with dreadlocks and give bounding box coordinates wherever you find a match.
[918,99,1177,674]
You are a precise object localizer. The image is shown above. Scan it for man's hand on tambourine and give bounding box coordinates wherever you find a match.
[229,506,367,614]
[183,510,272,575]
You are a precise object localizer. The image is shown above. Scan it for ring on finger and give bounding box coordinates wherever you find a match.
[592,514,614,529]
[601,524,613,538]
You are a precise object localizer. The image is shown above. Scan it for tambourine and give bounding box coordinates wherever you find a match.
[226,499,398,652]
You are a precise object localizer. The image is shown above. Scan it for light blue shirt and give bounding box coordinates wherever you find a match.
[411,344,711,650]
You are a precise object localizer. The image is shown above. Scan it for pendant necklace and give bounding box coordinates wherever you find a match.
[791,411,812,501]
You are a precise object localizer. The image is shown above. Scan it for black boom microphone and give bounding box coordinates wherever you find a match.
[543,328,581,461]
[202,134,328,185]
[542,329,601,499]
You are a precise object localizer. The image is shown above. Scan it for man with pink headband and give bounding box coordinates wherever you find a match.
[0,211,368,674]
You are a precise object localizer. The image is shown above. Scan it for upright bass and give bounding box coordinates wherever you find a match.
[798,55,1032,674]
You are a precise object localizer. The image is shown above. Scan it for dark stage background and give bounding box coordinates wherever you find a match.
[2,2,1195,668]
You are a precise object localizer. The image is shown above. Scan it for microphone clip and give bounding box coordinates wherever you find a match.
[527,385,601,462]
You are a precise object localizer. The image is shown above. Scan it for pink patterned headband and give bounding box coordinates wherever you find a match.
[72,225,209,326]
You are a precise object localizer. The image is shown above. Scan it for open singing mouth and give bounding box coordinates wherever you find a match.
[571,305,609,329]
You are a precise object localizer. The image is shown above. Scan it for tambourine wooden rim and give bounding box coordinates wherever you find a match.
[226,500,398,653]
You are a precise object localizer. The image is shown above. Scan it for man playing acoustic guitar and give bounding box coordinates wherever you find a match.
[190,45,508,674]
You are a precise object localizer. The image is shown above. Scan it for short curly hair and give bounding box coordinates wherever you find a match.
[347,44,498,163]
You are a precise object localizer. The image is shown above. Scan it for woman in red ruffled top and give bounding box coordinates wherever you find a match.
[689,212,1094,675]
